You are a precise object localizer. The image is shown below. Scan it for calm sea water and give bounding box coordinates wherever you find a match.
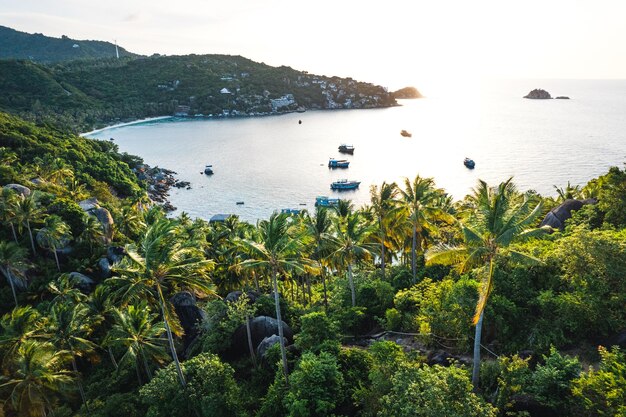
[88,79,626,222]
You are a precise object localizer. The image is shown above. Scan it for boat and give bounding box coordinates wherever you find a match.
[328,158,350,168]
[400,130,412,137]
[204,165,214,175]
[281,208,301,215]
[331,179,361,190]
[315,196,340,207]
[338,144,355,154]
[236,201,244,205]
[464,158,475,169]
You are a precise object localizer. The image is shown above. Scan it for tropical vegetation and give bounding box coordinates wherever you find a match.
[1,110,626,416]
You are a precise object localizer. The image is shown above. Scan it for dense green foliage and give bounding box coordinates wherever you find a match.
[0,54,396,132]
[1,112,626,416]
[0,25,138,62]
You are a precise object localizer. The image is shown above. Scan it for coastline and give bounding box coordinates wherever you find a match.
[80,116,174,137]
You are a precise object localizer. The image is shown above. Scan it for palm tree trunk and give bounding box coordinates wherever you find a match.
[10,223,18,244]
[53,247,61,271]
[135,362,144,385]
[26,220,36,254]
[271,267,289,387]
[108,347,118,370]
[320,264,328,310]
[253,272,260,292]
[472,311,484,390]
[157,290,186,388]
[348,263,356,307]
[70,350,89,411]
[411,227,417,282]
[142,351,152,381]
[1,266,18,307]
[306,275,312,305]
[245,315,257,366]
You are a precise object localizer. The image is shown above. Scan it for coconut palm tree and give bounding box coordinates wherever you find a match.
[399,175,455,282]
[554,181,581,202]
[238,212,314,386]
[37,215,71,271]
[0,306,45,369]
[104,303,168,385]
[304,207,335,309]
[0,187,20,243]
[0,241,30,307]
[45,302,98,410]
[329,211,376,307]
[0,340,74,417]
[14,194,43,254]
[370,181,400,278]
[115,205,147,240]
[425,178,546,389]
[110,218,214,388]
[79,214,105,252]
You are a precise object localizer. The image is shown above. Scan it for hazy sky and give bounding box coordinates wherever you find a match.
[1,0,625,92]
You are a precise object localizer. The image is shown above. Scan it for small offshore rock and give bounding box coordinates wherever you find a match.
[555,96,570,99]
[523,89,552,99]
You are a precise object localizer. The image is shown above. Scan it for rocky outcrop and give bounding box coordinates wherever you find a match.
[231,316,293,357]
[171,292,206,353]
[225,290,261,304]
[3,183,31,197]
[540,198,597,230]
[555,96,570,99]
[69,272,96,292]
[78,198,114,243]
[524,89,552,99]
[256,334,285,360]
[392,86,423,99]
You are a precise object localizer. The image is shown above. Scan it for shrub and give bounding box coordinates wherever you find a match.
[139,353,243,417]
[295,311,339,354]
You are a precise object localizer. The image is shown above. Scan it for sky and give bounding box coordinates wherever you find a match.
[1,0,625,93]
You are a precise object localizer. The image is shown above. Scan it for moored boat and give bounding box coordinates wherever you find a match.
[315,196,340,207]
[281,208,302,215]
[204,165,214,175]
[463,158,475,169]
[331,179,361,190]
[328,158,350,168]
[338,144,354,154]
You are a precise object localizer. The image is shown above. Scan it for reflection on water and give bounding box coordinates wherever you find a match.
[89,79,626,222]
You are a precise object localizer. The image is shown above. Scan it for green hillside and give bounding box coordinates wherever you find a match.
[0,54,396,132]
[0,25,138,62]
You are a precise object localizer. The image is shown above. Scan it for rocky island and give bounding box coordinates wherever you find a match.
[392,86,423,99]
[524,89,552,99]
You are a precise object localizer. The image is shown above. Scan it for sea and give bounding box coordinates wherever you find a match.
[87,79,626,223]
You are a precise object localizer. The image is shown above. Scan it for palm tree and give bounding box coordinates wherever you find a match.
[115,205,147,240]
[0,241,30,307]
[369,181,399,278]
[330,211,375,307]
[425,178,546,389]
[104,303,168,385]
[238,212,313,386]
[0,340,74,417]
[37,215,71,271]
[0,306,45,369]
[79,214,105,252]
[0,187,20,243]
[110,218,214,388]
[14,193,43,254]
[399,175,454,282]
[45,302,97,410]
[554,181,581,202]
[304,207,335,309]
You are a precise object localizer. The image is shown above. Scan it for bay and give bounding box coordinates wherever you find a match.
[88,79,626,223]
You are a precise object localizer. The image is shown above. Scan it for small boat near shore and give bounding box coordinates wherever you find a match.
[281,208,301,215]
[331,179,361,190]
[464,158,475,169]
[328,158,350,168]
[204,165,214,175]
[315,196,340,207]
[400,130,412,137]
[338,144,355,154]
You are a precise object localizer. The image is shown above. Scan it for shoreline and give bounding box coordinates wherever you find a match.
[80,116,174,137]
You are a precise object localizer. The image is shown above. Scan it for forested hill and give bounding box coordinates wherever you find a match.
[0,54,397,133]
[0,25,138,62]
